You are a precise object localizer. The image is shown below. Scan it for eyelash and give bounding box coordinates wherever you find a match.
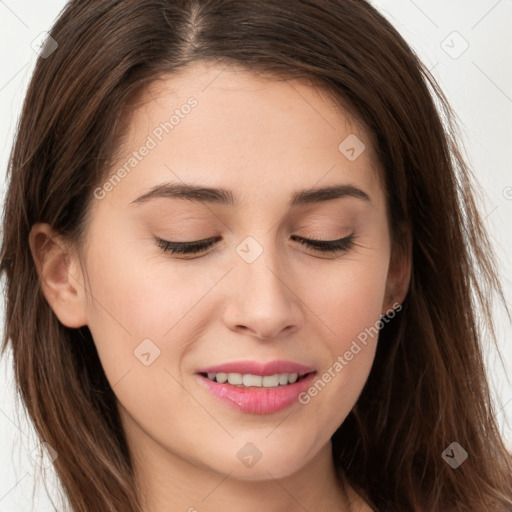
[155,234,355,256]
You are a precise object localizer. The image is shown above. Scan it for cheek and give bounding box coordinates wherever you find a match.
[83,251,209,445]
[82,239,188,381]
[295,251,389,420]
[304,255,389,344]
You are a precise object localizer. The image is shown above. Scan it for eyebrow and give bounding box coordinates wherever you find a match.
[130,182,372,208]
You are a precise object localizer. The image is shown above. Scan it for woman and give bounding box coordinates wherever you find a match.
[1,1,511,511]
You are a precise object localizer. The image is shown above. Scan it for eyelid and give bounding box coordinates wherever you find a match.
[154,234,355,257]
[154,236,221,255]
[290,234,354,254]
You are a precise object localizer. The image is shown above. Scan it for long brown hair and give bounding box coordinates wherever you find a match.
[1,1,511,510]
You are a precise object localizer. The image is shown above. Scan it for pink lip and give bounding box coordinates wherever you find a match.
[195,359,317,415]
[196,359,315,376]
[196,372,316,415]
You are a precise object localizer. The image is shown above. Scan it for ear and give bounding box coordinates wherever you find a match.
[28,223,88,328]
[382,225,411,315]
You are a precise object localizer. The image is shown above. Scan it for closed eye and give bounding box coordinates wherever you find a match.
[155,236,221,255]
[290,234,354,254]
[154,234,355,256]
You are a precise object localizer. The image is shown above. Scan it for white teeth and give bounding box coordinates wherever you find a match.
[227,373,243,385]
[205,372,306,387]
[216,372,228,383]
[242,374,262,387]
[262,374,279,387]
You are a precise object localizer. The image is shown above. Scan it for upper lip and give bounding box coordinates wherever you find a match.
[196,360,316,376]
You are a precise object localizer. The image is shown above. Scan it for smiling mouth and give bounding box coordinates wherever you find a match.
[198,371,315,388]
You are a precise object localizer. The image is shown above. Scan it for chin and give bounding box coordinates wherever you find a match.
[209,441,315,481]
[225,462,303,481]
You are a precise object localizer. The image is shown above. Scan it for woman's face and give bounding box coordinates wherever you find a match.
[45,63,408,483]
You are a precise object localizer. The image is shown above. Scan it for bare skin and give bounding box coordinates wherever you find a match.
[30,62,410,511]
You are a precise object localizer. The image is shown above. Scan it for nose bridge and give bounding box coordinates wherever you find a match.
[224,233,303,339]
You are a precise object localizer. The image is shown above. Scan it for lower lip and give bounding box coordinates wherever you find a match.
[196,372,316,415]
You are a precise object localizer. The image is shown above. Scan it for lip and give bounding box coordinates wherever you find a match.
[196,359,316,376]
[196,372,316,415]
[195,360,317,415]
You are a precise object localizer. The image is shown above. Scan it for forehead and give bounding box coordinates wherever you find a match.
[104,62,384,208]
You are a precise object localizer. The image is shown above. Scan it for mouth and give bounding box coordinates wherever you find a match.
[195,360,317,414]
[198,371,314,388]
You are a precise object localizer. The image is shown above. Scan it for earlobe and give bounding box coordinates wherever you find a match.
[29,223,88,328]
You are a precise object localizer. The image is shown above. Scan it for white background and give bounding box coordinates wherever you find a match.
[1,1,511,510]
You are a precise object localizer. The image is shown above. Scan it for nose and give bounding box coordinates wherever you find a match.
[222,242,305,340]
